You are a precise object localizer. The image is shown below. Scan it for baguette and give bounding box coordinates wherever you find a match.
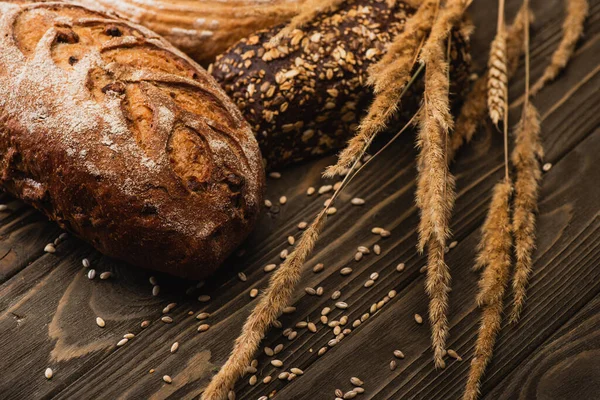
[211,0,472,168]
[75,0,308,65]
[0,1,264,279]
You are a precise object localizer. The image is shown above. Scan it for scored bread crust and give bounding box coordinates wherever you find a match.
[74,0,307,65]
[0,1,265,279]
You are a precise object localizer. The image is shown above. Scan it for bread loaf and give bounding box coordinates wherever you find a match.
[75,0,307,65]
[211,0,471,168]
[0,1,264,279]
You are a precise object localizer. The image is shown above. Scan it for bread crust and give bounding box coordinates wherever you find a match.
[74,0,307,65]
[0,1,265,279]
[211,0,471,168]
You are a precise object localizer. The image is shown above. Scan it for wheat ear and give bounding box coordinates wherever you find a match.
[415,0,471,369]
[463,179,513,400]
[324,0,438,178]
[202,213,326,400]
[530,0,588,95]
[487,0,508,126]
[449,4,531,161]
[268,0,345,47]
[368,0,439,93]
[507,103,542,323]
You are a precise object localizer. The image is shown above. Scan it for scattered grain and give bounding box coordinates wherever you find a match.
[394,350,405,359]
[340,267,353,276]
[162,375,172,384]
[414,314,423,324]
[152,285,160,296]
[542,162,552,172]
[82,258,90,268]
[390,360,397,371]
[396,263,405,272]
[447,349,462,361]
[298,221,308,229]
[87,269,96,280]
[45,368,53,379]
[161,316,173,324]
[170,342,179,353]
[100,271,112,280]
[313,263,324,273]
[279,196,288,205]
[264,263,277,272]
[373,244,381,255]
[96,317,105,328]
[141,320,150,328]
[331,290,341,300]
[269,172,282,179]
[198,324,210,332]
[264,199,272,208]
[117,338,128,347]
[326,207,337,215]
[351,198,365,206]
[198,295,211,303]
[250,288,259,298]
[335,302,349,309]
[44,244,56,253]
[306,187,316,196]
[238,272,247,282]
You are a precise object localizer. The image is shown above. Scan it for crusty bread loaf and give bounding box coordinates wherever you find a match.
[0,1,264,279]
[211,0,471,168]
[74,0,307,65]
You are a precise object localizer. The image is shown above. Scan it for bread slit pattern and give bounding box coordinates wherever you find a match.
[0,2,264,279]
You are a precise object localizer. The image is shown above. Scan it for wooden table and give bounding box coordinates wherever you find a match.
[1,0,599,399]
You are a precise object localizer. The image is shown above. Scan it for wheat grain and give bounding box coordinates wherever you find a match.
[531,0,588,94]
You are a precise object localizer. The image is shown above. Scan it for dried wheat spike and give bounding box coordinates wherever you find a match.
[268,0,344,47]
[531,0,589,95]
[202,214,326,400]
[324,0,438,178]
[449,4,531,161]
[415,0,471,369]
[487,30,508,126]
[509,103,543,323]
[368,0,438,93]
[463,179,513,400]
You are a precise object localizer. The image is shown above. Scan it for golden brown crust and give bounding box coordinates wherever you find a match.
[74,0,307,65]
[0,1,265,279]
[211,0,471,168]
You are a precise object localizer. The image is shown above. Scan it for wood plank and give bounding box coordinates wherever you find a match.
[0,0,597,399]
[486,293,600,400]
[271,130,600,400]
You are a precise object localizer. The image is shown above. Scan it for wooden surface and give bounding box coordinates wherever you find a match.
[1,0,599,399]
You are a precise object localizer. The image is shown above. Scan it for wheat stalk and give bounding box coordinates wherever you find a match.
[449,4,531,161]
[202,213,327,400]
[463,179,513,400]
[508,103,542,323]
[267,0,345,47]
[324,0,439,178]
[368,0,439,93]
[507,4,544,322]
[415,0,471,369]
[487,0,508,126]
[530,0,588,95]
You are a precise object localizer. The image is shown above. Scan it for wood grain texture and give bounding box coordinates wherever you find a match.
[488,293,600,400]
[0,0,598,399]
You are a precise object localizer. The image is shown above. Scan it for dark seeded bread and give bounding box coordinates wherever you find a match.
[211,0,472,168]
[0,1,264,279]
